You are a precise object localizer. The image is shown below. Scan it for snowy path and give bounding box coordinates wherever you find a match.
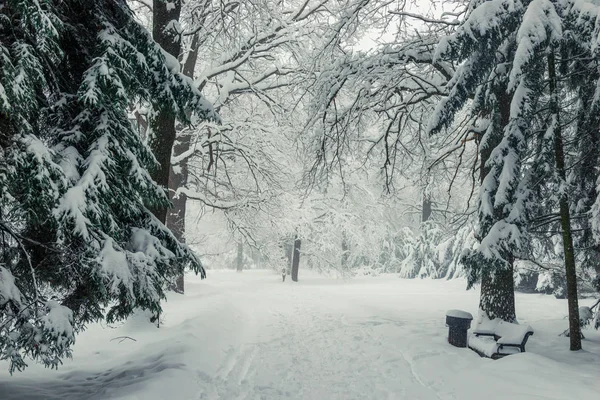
[1,270,599,399]
[196,294,444,400]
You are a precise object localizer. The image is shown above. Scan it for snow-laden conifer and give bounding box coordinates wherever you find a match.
[431,0,600,345]
[428,0,534,322]
[0,0,215,372]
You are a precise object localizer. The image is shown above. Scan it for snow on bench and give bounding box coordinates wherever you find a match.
[468,319,534,360]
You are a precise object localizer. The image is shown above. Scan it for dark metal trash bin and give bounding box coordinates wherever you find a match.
[446,310,473,348]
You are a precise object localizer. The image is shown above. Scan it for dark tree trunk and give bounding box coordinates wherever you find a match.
[149,0,182,223]
[167,151,186,293]
[480,264,516,322]
[148,0,183,322]
[422,197,432,222]
[236,242,244,272]
[165,32,200,294]
[548,52,581,350]
[167,133,189,293]
[149,114,178,223]
[182,33,200,78]
[477,88,516,322]
[291,236,301,282]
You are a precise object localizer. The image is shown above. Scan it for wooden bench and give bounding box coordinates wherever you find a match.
[468,319,534,360]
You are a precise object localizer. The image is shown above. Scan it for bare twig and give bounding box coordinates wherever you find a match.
[110,336,137,343]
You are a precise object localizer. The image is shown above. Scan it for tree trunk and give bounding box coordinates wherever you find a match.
[149,114,178,223]
[548,52,581,350]
[236,242,244,272]
[181,33,200,78]
[422,196,432,222]
[167,152,186,293]
[479,265,516,322]
[147,0,183,322]
[477,88,516,322]
[291,236,301,282]
[149,0,183,220]
[165,32,200,294]
[167,132,189,293]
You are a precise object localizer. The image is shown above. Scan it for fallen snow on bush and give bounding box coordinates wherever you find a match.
[1,270,599,399]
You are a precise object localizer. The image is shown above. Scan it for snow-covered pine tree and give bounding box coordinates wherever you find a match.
[431,0,600,339]
[533,0,600,348]
[487,0,600,349]
[0,0,214,373]
[429,0,535,322]
[567,0,600,299]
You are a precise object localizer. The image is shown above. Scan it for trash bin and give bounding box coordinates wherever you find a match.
[446,310,473,348]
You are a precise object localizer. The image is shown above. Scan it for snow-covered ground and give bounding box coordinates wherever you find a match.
[1,270,599,400]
